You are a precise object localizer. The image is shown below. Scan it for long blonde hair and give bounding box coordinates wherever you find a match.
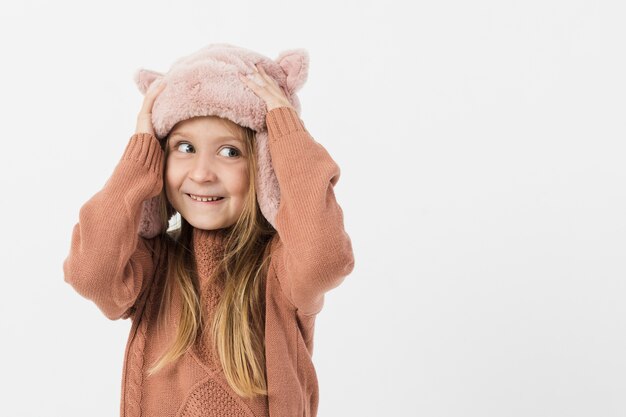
[146,117,276,399]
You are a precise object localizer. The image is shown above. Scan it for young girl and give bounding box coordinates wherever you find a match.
[63,43,354,417]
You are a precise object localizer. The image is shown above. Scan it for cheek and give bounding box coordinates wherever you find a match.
[234,167,250,196]
[164,164,182,194]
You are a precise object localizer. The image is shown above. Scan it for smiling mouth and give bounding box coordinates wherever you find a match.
[186,193,226,202]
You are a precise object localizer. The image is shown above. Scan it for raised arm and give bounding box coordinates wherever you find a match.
[266,107,355,316]
[63,133,164,320]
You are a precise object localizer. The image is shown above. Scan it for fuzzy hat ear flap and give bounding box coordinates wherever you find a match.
[133,43,309,239]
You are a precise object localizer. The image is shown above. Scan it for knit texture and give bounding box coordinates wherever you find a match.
[63,106,355,417]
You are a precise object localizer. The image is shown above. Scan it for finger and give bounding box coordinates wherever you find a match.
[252,73,268,87]
[237,72,251,86]
[256,64,280,90]
[140,93,156,114]
[238,72,262,89]
[256,64,272,82]
[246,68,268,88]
[147,79,166,97]
[140,81,165,114]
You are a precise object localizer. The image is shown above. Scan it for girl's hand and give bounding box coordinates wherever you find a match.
[238,63,295,112]
[135,78,167,136]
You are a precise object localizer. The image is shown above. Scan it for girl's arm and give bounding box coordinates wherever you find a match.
[266,106,355,316]
[63,133,164,320]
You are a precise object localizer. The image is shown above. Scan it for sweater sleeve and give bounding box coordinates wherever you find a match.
[63,133,164,321]
[265,106,355,316]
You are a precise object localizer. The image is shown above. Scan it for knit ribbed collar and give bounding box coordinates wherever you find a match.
[191,227,230,284]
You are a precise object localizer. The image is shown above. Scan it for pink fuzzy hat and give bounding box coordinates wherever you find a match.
[132,42,309,238]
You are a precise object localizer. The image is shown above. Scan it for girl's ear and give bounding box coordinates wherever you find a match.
[133,68,166,95]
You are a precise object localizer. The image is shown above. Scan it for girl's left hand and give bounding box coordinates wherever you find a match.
[238,63,296,112]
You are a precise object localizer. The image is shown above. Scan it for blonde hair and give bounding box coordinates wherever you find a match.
[146,117,276,399]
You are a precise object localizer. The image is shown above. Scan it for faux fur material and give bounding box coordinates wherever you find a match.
[132,42,309,238]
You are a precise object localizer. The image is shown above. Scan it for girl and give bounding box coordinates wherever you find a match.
[63,43,354,417]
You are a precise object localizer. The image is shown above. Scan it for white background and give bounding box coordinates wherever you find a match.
[1,0,625,416]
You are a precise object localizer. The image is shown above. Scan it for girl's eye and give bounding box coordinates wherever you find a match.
[174,142,241,158]
[176,142,193,153]
[219,146,241,158]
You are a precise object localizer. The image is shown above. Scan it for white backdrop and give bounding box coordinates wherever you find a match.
[1,0,625,416]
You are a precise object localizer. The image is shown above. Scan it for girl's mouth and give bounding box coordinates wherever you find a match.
[186,194,226,205]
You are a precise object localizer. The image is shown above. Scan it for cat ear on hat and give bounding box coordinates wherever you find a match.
[275,48,309,95]
[133,68,166,95]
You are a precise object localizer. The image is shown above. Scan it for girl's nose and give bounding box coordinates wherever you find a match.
[189,158,219,182]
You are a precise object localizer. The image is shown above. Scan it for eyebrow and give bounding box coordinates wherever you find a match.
[169,132,243,143]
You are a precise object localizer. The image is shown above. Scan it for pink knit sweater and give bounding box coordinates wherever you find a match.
[63,106,355,417]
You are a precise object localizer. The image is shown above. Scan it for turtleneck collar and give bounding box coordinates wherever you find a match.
[191,227,230,283]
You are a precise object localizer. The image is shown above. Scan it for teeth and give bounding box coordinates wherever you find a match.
[189,194,222,202]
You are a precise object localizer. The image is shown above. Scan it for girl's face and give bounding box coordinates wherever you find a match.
[165,116,249,231]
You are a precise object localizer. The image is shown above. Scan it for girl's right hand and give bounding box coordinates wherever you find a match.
[135,78,167,136]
